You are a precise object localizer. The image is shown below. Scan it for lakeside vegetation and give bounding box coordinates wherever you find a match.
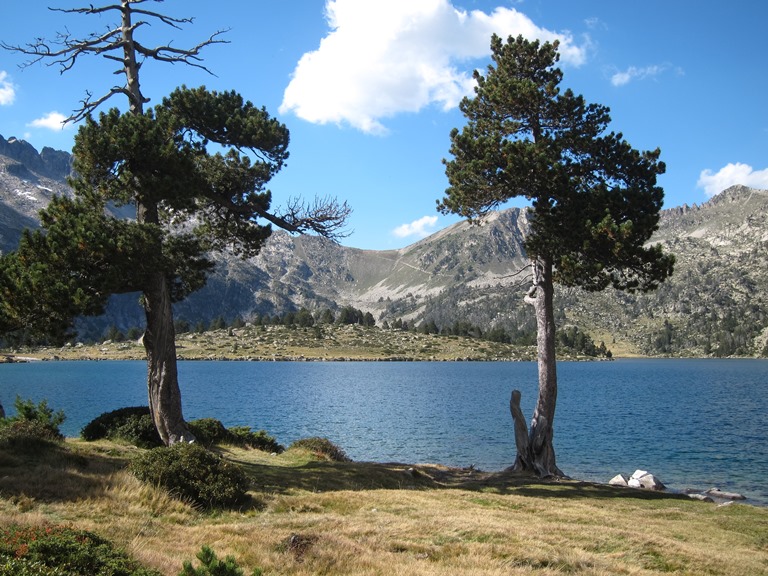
[0,424,766,575]
[3,318,616,363]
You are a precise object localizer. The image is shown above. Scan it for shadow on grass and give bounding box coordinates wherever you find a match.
[0,440,690,507]
[0,440,134,503]
[232,456,691,504]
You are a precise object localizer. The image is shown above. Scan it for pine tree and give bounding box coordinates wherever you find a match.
[439,35,674,476]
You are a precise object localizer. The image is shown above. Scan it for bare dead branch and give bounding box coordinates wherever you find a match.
[133,29,229,75]
[1,1,229,121]
[257,196,353,241]
[71,86,138,123]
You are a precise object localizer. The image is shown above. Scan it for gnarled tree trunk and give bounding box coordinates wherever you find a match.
[142,271,193,445]
[512,256,563,477]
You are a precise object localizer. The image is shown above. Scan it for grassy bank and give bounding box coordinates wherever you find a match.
[1,438,766,575]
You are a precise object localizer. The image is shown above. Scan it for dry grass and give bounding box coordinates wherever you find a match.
[1,439,766,575]
[6,324,544,362]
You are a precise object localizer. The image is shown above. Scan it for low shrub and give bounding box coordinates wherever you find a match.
[130,443,250,508]
[179,545,262,576]
[80,406,163,448]
[0,397,66,451]
[0,420,63,452]
[226,426,284,453]
[82,411,281,452]
[187,418,229,446]
[289,437,351,462]
[0,523,161,576]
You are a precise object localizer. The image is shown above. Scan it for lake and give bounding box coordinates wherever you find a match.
[2,358,767,505]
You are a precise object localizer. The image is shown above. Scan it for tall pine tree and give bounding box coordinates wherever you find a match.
[439,35,674,476]
[1,2,349,444]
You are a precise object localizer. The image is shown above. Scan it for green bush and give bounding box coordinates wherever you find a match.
[6,397,65,436]
[226,426,283,453]
[179,545,262,576]
[0,523,161,576]
[289,437,351,462]
[187,418,229,446]
[0,397,66,451]
[0,419,63,452]
[130,443,250,508]
[80,407,163,448]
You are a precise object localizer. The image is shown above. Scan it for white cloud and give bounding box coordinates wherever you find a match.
[392,215,439,239]
[697,163,768,198]
[0,71,16,106]
[27,112,70,131]
[280,0,588,134]
[611,64,669,87]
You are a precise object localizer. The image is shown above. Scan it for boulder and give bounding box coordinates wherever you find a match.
[687,493,714,502]
[627,469,665,491]
[608,473,629,487]
[705,488,746,500]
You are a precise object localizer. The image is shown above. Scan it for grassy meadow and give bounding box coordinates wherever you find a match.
[1,437,767,575]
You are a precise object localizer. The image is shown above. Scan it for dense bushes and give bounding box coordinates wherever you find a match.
[80,406,163,448]
[82,410,283,453]
[189,419,283,453]
[0,523,161,576]
[130,443,250,508]
[289,437,351,462]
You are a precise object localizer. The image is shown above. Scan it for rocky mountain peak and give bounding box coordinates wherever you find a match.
[0,134,73,181]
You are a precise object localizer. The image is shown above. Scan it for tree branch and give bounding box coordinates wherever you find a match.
[1,1,229,122]
[257,196,353,241]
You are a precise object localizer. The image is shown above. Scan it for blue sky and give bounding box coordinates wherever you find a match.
[1,1,767,250]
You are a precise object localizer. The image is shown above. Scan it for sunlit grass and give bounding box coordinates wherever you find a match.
[1,438,766,575]
[8,324,540,362]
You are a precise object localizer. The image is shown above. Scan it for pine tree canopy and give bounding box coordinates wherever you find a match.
[438,34,674,293]
[0,85,348,342]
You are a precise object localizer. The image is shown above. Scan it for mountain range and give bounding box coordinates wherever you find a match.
[2,133,767,357]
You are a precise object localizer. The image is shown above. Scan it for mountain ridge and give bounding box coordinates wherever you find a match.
[2,135,767,357]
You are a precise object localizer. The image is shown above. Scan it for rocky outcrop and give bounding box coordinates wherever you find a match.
[0,134,72,180]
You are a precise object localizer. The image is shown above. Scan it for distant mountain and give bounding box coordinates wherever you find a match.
[2,136,767,356]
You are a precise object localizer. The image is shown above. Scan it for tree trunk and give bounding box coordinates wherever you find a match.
[142,271,194,445]
[516,255,563,477]
[120,2,190,445]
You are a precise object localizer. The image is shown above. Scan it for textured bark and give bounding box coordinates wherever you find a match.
[142,272,193,444]
[517,256,564,477]
[509,389,530,470]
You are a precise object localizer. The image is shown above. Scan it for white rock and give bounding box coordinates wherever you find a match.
[705,488,746,500]
[628,470,665,491]
[608,474,629,487]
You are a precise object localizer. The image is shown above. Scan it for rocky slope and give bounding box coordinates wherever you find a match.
[2,135,767,356]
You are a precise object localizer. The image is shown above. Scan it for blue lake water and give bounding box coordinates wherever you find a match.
[2,358,767,505]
